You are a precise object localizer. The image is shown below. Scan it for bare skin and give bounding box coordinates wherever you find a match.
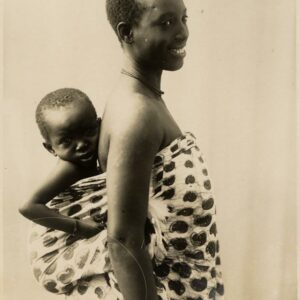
[99,0,189,298]
[19,159,101,238]
[99,88,182,300]
[19,102,102,239]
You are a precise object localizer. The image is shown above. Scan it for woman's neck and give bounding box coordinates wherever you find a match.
[122,55,163,93]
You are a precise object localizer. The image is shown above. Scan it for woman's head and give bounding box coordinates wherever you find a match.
[106,0,146,38]
[106,0,189,71]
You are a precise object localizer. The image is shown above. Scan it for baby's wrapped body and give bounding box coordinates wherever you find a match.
[28,132,225,300]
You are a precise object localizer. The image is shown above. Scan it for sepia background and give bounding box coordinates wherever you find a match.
[3,0,296,299]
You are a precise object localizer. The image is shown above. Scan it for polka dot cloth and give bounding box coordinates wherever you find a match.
[28,132,224,299]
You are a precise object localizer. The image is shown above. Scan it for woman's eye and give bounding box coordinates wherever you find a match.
[162,19,173,27]
[182,15,188,24]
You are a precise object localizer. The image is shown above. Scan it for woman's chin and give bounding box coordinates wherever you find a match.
[164,61,185,71]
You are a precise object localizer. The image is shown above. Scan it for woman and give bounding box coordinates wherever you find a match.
[27,0,224,299]
[98,0,224,299]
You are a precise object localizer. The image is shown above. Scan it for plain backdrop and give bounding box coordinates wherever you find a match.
[3,0,296,299]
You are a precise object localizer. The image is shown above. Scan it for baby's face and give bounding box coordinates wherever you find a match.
[44,102,99,166]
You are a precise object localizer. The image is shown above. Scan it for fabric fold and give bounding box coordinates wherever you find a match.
[28,132,224,299]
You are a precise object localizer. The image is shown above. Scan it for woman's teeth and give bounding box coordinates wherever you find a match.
[170,47,186,57]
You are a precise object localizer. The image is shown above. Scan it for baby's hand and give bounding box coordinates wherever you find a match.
[76,219,104,239]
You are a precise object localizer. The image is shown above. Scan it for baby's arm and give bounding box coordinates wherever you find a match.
[19,160,100,238]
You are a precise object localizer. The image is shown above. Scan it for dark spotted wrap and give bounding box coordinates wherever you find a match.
[28,132,224,299]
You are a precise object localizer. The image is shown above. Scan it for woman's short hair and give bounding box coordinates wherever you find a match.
[106,0,145,37]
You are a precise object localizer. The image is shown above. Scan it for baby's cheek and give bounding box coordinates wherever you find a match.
[92,136,99,147]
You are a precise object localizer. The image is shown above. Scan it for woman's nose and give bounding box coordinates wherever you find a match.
[175,22,189,43]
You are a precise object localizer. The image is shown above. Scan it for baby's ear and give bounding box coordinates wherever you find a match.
[43,142,57,156]
[117,22,134,44]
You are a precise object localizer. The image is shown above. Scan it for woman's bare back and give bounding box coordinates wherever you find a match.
[98,82,182,172]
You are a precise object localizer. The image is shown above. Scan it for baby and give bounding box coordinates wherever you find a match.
[19,88,103,239]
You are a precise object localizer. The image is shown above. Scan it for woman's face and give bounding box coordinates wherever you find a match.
[130,0,189,71]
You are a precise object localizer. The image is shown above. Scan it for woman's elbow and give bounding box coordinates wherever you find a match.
[108,232,144,258]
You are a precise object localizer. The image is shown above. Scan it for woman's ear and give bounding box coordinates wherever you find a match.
[117,22,134,44]
[43,142,57,156]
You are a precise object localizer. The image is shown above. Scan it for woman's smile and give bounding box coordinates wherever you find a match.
[168,46,186,58]
[128,0,189,71]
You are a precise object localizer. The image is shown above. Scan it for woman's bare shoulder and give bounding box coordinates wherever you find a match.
[99,92,163,170]
[104,92,161,138]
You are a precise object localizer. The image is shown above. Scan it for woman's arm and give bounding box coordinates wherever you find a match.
[105,100,162,300]
[18,160,100,238]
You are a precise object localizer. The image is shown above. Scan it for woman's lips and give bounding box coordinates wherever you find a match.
[169,47,186,58]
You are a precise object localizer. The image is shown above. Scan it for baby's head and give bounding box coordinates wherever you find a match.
[36,88,100,166]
